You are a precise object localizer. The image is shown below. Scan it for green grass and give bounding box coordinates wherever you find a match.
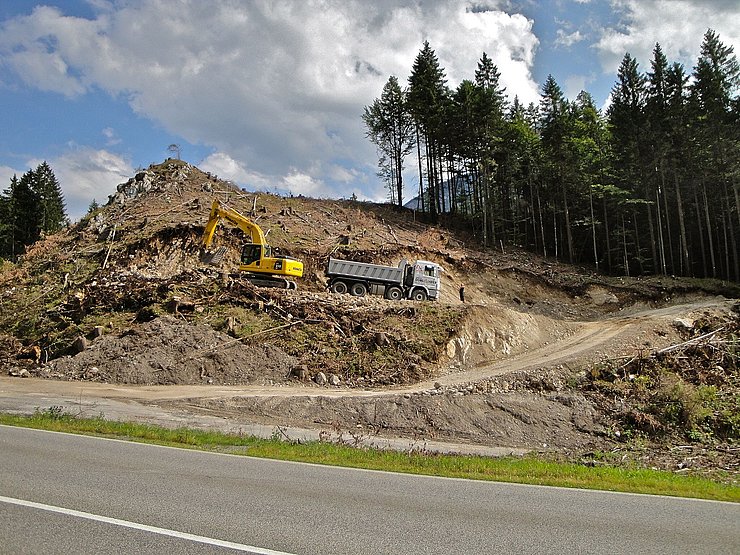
[1,410,737,503]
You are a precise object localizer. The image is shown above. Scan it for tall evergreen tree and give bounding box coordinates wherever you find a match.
[363,76,415,206]
[690,29,740,280]
[33,161,67,234]
[407,41,449,218]
[540,75,575,262]
[608,53,649,274]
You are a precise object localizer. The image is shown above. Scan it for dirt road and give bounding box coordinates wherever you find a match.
[1,297,733,457]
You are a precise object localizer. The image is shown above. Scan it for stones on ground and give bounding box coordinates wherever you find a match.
[290,365,308,380]
[314,371,327,385]
[329,373,340,386]
[72,336,88,353]
[673,318,694,332]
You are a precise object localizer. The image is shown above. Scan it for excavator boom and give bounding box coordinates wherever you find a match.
[201,199,303,288]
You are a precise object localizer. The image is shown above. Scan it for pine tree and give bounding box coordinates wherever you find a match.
[539,75,575,262]
[690,29,740,280]
[407,41,449,218]
[608,53,649,274]
[0,178,15,258]
[363,76,415,206]
[33,161,67,234]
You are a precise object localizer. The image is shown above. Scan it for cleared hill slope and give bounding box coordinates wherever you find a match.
[1,159,738,478]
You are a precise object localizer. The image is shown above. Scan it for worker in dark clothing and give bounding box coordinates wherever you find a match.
[459,285,465,303]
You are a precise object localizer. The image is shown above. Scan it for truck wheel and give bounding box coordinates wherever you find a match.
[350,282,368,297]
[384,286,403,301]
[330,280,348,294]
[411,288,427,301]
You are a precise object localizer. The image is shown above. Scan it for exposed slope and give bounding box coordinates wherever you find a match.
[1,160,738,477]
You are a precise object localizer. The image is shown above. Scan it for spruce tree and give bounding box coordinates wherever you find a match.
[33,161,68,234]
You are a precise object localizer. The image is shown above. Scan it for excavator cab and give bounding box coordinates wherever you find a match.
[241,244,263,266]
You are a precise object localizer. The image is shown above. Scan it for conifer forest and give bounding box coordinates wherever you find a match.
[364,30,739,281]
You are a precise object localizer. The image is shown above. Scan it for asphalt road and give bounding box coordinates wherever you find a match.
[0,425,737,554]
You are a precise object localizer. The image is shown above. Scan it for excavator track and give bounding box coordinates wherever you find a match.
[243,273,298,290]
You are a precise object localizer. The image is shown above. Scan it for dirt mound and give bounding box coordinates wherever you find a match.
[39,316,296,385]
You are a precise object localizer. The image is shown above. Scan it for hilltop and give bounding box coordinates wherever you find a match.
[1,159,738,479]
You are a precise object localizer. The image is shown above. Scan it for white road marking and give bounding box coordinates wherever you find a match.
[0,495,295,554]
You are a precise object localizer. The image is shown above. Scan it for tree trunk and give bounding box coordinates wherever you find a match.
[590,185,598,272]
[415,126,425,213]
[659,168,675,274]
[702,184,717,278]
[673,171,690,277]
[536,181,546,258]
[622,213,630,276]
[693,184,707,277]
[561,176,574,263]
[603,195,612,274]
[655,188,667,275]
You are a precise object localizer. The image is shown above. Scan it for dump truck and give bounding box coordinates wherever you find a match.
[326,257,441,301]
[202,199,303,289]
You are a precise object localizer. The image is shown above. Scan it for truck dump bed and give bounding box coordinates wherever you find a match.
[326,258,404,284]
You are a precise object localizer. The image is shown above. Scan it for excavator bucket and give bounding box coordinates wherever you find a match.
[201,246,227,266]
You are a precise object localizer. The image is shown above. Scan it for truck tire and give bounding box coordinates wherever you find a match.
[330,280,348,294]
[350,282,368,297]
[384,286,403,301]
[411,288,427,301]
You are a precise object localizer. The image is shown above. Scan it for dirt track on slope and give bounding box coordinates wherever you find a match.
[2,297,733,458]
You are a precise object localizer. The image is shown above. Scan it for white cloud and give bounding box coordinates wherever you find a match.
[556,29,585,48]
[564,74,590,99]
[0,1,541,204]
[0,165,20,189]
[49,148,133,220]
[595,1,740,75]
[1,151,132,221]
[102,127,120,146]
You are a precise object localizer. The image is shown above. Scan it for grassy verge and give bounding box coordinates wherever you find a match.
[1,409,737,503]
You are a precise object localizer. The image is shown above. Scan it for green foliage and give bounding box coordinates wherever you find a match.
[364,32,739,281]
[0,162,68,259]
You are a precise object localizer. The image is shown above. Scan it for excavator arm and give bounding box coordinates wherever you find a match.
[202,200,268,251]
[201,199,303,288]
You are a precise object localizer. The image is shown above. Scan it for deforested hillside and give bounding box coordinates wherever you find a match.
[1,159,738,479]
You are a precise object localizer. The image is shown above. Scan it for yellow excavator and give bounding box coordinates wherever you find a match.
[201,199,303,289]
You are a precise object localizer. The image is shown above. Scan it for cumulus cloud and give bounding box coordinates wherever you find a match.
[47,148,133,219]
[594,0,740,74]
[0,1,541,204]
[556,29,585,48]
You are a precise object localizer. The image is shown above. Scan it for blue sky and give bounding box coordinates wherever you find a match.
[1,1,738,219]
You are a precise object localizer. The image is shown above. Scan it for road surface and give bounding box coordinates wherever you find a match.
[1,425,737,554]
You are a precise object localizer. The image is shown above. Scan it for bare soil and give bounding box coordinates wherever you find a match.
[1,160,738,481]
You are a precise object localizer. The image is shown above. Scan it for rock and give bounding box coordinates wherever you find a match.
[329,373,341,386]
[314,371,327,385]
[72,336,88,354]
[290,365,309,381]
[673,318,694,331]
